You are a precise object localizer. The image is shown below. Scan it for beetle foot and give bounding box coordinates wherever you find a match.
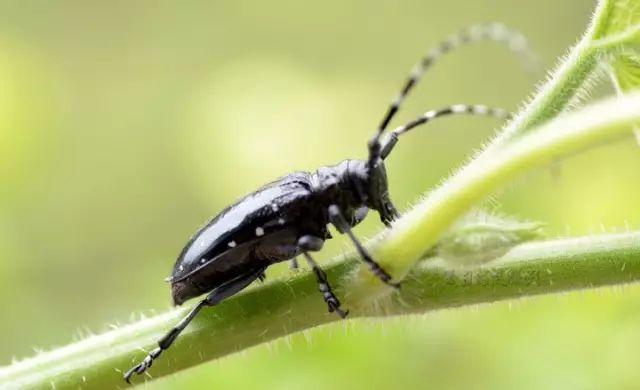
[328,300,349,318]
[124,347,162,384]
[324,293,349,318]
[368,263,401,290]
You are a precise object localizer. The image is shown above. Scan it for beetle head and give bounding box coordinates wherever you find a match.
[365,158,398,224]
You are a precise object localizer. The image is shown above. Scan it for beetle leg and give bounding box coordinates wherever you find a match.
[302,251,348,318]
[296,235,347,318]
[124,268,266,383]
[289,257,299,270]
[124,300,206,383]
[328,204,400,289]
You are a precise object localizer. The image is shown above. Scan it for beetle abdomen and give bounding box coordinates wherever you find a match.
[168,172,317,304]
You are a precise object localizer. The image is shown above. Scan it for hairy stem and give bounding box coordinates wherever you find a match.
[2,231,640,389]
[354,93,640,297]
[350,0,640,296]
[4,1,640,388]
[480,0,606,151]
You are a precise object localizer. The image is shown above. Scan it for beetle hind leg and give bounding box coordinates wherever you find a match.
[124,299,206,383]
[123,267,266,383]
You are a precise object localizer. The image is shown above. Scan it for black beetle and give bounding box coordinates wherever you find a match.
[124,22,531,383]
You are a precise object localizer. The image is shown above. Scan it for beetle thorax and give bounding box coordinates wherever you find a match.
[310,159,387,214]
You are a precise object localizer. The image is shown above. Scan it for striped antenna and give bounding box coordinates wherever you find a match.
[380,104,509,159]
[368,23,537,165]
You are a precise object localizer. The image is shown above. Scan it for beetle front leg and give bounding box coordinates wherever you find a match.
[328,204,400,288]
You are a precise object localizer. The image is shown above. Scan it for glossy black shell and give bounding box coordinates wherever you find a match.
[169,172,323,304]
[168,159,389,305]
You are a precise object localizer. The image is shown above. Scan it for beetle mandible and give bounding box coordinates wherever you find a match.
[124,22,535,383]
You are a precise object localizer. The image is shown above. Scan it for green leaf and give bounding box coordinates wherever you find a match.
[437,210,545,267]
[610,51,640,91]
[596,0,640,104]
[592,0,640,39]
[608,51,640,145]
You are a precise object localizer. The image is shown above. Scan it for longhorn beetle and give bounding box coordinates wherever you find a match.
[124,23,536,383]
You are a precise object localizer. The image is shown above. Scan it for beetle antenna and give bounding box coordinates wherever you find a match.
[380,104,509,159]
[368,22,537,166]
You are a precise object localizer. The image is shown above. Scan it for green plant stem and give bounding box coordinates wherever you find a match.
[5,59,640,390]
[5,2,640,388]
[353,93,640,297]
[346,0,640,301]
[2,231,640,389]
[481,1,606,151]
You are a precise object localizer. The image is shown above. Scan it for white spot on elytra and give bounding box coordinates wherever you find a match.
[200,258,206,264]
[271,204,279,212]
[278,218,285,225]
[228,241,237,248]
[255,227,265,236]
[179,265,184,271]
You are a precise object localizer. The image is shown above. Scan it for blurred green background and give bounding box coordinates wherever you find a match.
[3,0,640,389]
